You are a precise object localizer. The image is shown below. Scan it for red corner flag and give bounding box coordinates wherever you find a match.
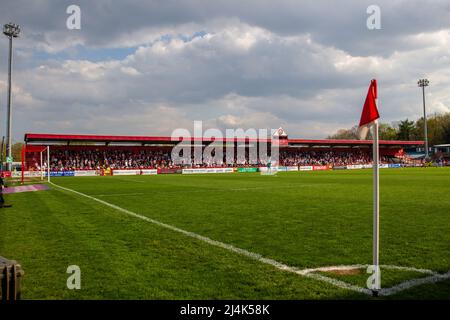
[358,79,382,294]
[358,79,380,139]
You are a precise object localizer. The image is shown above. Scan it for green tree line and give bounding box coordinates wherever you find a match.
[0,141,24,163]
[328,112,450,145]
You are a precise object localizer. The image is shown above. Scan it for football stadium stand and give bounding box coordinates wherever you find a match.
[18,133,426,178]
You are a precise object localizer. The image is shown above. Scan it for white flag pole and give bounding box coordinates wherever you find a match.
[372,108,380,294]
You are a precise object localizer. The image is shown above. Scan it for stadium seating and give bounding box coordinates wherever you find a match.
[26,148,402,171]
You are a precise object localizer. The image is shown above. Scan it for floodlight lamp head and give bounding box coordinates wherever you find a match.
[417,79,429,87]
[3,23,20,38]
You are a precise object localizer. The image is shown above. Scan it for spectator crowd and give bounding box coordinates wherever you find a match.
[279,150,396,167]
[26,148,401,171]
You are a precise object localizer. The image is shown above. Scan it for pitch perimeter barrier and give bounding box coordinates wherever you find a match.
[17,170,76,177]
[17,170,96,178]
[112,169,141,176]
[237,167,259,173]
[2,171,12,177]
[267,166,299,172]
[312,165,330,171]
[18,169,159,178]
[15,163,429,178]
[259,166,288,173]
[74,170,97,177]
[140,169,158,175]
[157,168,182,174]
[332,164,408,170]
[50,171,75,177]
[12,171,40,178]
[182,168,234,174]
[347,164,363,170]
[111,169,158,176]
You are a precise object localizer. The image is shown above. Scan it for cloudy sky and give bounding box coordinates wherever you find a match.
[0,0,449,142]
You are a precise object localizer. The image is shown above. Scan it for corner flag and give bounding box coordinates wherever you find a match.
[358,79,379,139]
[359,79,381,294]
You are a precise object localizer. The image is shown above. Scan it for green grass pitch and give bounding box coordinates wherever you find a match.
[1,168,449,299]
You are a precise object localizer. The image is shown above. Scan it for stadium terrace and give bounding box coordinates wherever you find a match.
[17,133,425,179]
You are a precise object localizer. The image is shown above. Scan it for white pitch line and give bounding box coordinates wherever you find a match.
[379,271,450,296]
[91,184,330,197]
[49,182,322,288]
[298,264,446,296]
[380,264,435,275]
[300,264,435,275]
[299,264,449,296]
[95,192,146,197]
[49,181,450,297]
[298,264,368,275]
[228,184,331,191]
[114,178,146,183]
[304,272,372,295]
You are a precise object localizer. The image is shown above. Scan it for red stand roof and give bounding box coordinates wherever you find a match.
[24,133,424,147]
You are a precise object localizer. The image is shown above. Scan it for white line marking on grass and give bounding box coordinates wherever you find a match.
[49,181,450,297]
[379,271,450,296]
[49,183,314,277]
[228,184,331,191]
[299,264,450,296]
[114,178,146,183]
[91,184,331,197]
[380,264,435,275]
[95,192,146,197]
[300,264,435,275]
[51,181,370,294]
[304,272,372,295]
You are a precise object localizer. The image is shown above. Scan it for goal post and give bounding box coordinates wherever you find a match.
[21,145,50,184]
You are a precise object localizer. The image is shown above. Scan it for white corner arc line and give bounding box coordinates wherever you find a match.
[298,264,450,296]
[299,264,435,276]
[379,271,450,296]
[49,182,450,297]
